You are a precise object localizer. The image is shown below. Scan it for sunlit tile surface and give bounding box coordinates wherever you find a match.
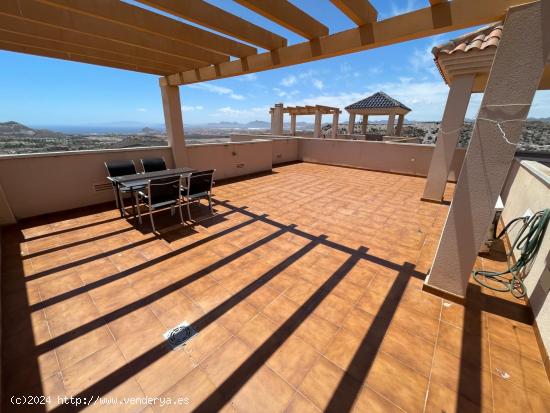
[2,162,548,412]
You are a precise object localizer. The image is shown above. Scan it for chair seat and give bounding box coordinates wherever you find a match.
[138,191,180,210]
[181,189,209,199]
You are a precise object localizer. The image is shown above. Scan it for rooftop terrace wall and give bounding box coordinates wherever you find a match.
[299,137,466,180]
[0,136,468,221]
[500,159,550,374]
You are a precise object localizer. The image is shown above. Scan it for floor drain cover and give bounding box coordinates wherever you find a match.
[163,321,197,350]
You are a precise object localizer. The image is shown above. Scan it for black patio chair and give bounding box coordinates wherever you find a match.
[141,157,167,173]
[105,159,137,214]
[181,169,216,221]
[135,175,185,233]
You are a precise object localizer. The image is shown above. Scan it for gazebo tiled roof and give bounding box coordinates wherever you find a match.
[345,92,411,111]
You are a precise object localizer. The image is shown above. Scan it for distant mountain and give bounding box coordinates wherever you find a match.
[140,127,161,134]
[0,121,36,135]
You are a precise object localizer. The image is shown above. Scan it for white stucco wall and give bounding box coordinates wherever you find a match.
[0,146,174,220]
[500,160,550,362]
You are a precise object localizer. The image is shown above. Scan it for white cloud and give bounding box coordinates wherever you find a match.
[182,105,204,111]
[136,108,147,112]
[240,73,258,81]
[312,79,324,90]
[388,0,418,17]
[188,83,244,100]
[281,75,297,87]
[215,106,269,118]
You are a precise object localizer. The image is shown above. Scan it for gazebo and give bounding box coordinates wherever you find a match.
[345,92,411,136]
[269,103,341,138]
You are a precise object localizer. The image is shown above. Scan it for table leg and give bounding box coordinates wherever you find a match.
[115,183,124,217]
[130,187,136,222]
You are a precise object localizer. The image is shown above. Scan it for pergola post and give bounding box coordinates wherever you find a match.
[332,111,339,139]
[314,110,322,139]
[422,74,475,202]
[387,112,396,135]
[271,103,284,135]
[348,113,356,134]
[361,115,368,134]
[395,114,405,136]
[160,84,188,167]
[424,0,548,298]
[290,113,297,136]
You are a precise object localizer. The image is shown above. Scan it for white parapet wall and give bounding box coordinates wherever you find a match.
[0,146,174,220]
[229,134,300,165]
[186,139,273,180]
[500,159,550,365]
[299,137,466,179]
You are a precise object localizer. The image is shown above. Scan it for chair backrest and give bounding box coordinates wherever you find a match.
[105,159,137,177]
[147,176,181,205]
[141,157,167,173]
[186,170,215,196]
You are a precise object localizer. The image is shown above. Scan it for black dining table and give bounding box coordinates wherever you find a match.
[108,167,196,218]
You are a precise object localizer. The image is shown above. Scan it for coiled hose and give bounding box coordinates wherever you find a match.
[472,208,550,298]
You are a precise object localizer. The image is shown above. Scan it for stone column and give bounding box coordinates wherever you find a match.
[271,103,284,135]
[361,115,368,134]
[160,84,188,167]
[422,74,475,202]
[396,114,405,136]
[387,113,396,136]
[348,113,356,135]
[290,114,297,136]
[425,1,548,298]
[332,111,339,139]
[314,110,322,139]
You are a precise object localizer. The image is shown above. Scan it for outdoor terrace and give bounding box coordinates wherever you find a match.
[2,162,548,412]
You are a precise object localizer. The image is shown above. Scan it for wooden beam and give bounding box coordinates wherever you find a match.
[0,14,198,70]
[330,0,378,25]
[0,0,228,65]
[430,0,448,4]
[38,0,256,58]
[0,40,167,75]
[234,0,328,39]
[164,0,526,86]
[137,0,286,50]
[0,30,184,74]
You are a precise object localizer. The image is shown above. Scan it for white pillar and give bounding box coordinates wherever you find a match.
[361,115,368,134]
[160,84,188,167]
[314,111,322,139]
[290,114,297,136]
[348,113,356,134]
[425,1,548,298]
[271,103,283,135]
[387,113,396,136]
[332,111,339,139]
[422,74,475,202]
[396,114,405,136]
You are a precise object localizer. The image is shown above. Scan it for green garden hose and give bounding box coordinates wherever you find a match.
[473,208,550,298]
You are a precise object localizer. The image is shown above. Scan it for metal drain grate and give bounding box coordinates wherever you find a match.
[163,321,197,350]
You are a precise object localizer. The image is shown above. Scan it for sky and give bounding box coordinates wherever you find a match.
[1,0,549,127]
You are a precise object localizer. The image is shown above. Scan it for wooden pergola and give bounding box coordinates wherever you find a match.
[1,0,547,301]
[270,104,341,138]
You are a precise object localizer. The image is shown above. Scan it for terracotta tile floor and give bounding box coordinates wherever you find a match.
[2,162,549,412]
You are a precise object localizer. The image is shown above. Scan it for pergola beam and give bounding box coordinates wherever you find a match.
[234,0,329,40]
[330,0,378,25]
[0,30,183,74]
[0,40,168,75]
[0,0,227,66]
[37,0,256,58]
[136,0,287,51]
[163,0,525,86]
[0,14,198,70]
